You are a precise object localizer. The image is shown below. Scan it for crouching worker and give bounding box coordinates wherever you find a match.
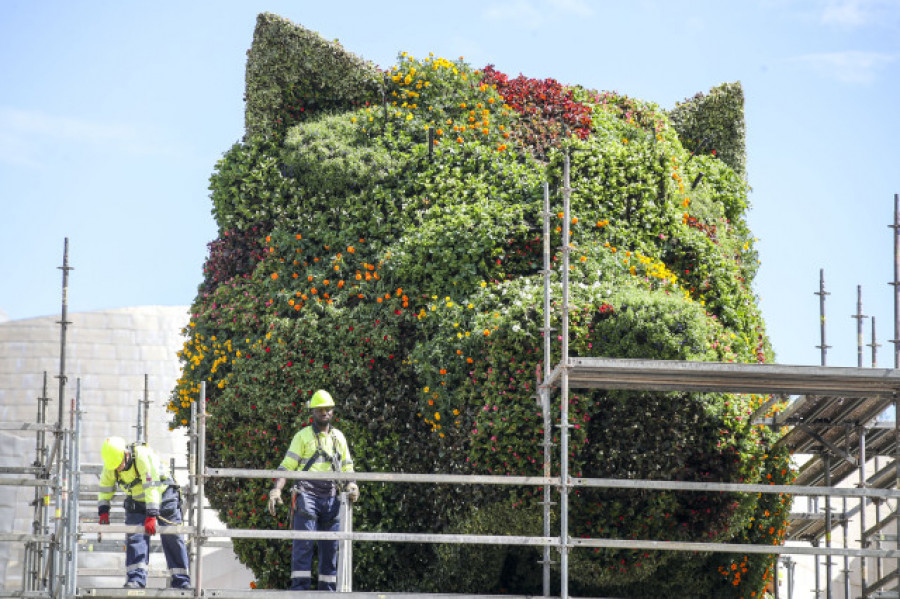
[98,436,191,589]
[268,389,359,591]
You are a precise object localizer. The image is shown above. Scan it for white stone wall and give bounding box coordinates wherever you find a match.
[0,307,254,591]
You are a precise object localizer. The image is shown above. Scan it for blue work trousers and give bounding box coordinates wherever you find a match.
[290,491,341,591]
[124,486,191,588]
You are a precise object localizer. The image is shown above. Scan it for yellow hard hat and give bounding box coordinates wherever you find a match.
[101,436,128,470]
[309,389,335,409]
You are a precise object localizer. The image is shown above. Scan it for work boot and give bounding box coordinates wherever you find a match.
[123,582,144,589]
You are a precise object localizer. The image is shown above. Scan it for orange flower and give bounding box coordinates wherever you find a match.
[270,273,278,280]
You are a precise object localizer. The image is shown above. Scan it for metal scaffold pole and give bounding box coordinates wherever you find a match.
[859,424,868,594]
[195,382,207,599]
[143,374,150,445]
[892,193,900,591]
[50,238,73,599]
[891,194,900,369]
[870,316,880,368]
[559,152,572,599]
[540,180,553,597]
[816,269,831,366]
[853,285,868,369]
[67,379,82,598]
[188,400,199,581]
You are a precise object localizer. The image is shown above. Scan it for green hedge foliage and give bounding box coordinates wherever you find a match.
[668,82,747,179]
[172,15,790,598]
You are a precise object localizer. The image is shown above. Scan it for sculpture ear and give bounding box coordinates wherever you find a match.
[244,12,382,138]
[668,82,746,179]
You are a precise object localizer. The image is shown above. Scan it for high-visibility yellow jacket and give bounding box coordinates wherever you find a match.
[278,424,353,497]
[98,444,175,515]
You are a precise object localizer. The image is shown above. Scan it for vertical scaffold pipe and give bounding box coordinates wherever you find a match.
[871,317,880,368]
[853,286,868,368]
[824,453,832,599]
[895,391,900,599]
[841,429,850,599]
[816,269,830,366]
[143,374,150,445]
[67,379,82,598]
[814,268,828,598]
[189,400,198,575]
[859,428,868,594]
[541,180,552,597]
[52,238,72,599]
[559,153,572,599]
[892,193,900,368]
[195,382,206,599]
[892,194,900,596]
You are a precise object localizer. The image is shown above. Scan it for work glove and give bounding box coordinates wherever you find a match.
[267,488,283,516]
[346,482,360,503]
[144,516,157,536]
[98,512,110,525]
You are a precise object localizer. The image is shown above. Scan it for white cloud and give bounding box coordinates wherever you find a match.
[791,50,896,83]
[0,107,175,168]
[820,0,900,27]
[548,0,594,17]
[822,0,869,25]
[484,0,544,30]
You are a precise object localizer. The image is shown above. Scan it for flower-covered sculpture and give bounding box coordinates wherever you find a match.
[170,12,791,597]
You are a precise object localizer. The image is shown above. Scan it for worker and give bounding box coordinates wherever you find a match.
[97,437,191,589]
[268,389,359,591]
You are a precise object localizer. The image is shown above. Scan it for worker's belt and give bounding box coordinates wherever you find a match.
[124,484,179,513]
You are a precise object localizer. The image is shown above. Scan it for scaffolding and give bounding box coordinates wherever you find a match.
[4,186,900,598]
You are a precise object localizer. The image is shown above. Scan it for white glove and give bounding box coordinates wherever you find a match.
[346,482,360,503]
[267,488,283,516]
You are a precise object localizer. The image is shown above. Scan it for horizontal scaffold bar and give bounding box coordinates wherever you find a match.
[80,589,193,598]
[207,468,557,486]
[83,591,551,599]
[206,468,900,499]
[573,477,900,499]
[568,537,900,559]
[0,533,52,543]
[0,422,58,432]
[545,357,900,396]
[80,524,558,546]
[0,478,52,487]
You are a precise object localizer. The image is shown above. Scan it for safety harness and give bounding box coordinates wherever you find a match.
[289,425,344,523]
[117,443,181,522]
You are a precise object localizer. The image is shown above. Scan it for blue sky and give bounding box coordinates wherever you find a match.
[1,0,898,369]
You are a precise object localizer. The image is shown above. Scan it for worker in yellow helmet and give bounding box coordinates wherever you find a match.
[268,389,358,591]
[97,437,190,589]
